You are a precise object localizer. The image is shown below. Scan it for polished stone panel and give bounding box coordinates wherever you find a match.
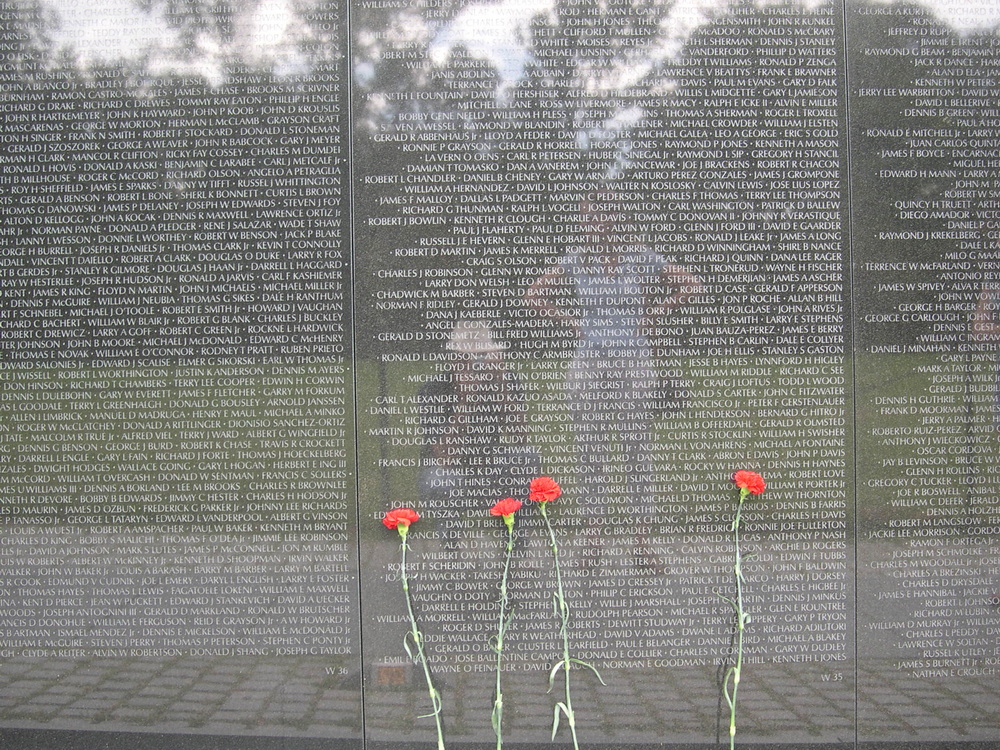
[0,0,998,747]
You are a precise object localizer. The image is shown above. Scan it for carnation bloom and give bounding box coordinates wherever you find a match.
[732,470,766,495]
[383,507,420,530]
[490,497,522,518]
[528,476,561,503]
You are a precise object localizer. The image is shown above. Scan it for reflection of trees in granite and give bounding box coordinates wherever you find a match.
[416,322,541,530]
[352,0,690,350]
[2,0,350,361]
[352,0,859,361]
[363,348,857,743]
[525,192,704,519]
[2,0,57,76]
[852,0,1000,350]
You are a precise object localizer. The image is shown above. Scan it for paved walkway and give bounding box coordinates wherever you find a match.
[0,650,997,745]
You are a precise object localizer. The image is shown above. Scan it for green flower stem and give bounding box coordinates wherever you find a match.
[724,489,749,750]
[539,502,580,750]
[399,526,446,750]
[492,515,516,750]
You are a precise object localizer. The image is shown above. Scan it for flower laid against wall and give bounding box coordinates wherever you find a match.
[530,476,604,750]
[379,477,627,749]
[383,507,446,750]
[488,496,522,750]
[720,471,766,750]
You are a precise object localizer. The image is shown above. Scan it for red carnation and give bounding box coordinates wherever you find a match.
[529,476,562,503]
[383,507,420,530]
[491,497,522,518]
[733,470,766,495]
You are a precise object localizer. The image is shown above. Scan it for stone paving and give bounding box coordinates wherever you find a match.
[0,653,359,738]
[0,650,997,745]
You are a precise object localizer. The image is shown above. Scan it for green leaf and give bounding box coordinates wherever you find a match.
[716,591,739,615]
[547,660,564,692]
[570,657,607,685]
[418,687,443,718]
[551,702,570,739]
[491,696,503,733]
[503,606,516,630]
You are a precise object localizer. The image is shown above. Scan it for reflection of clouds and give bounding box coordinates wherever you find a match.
[148,32,230,88]
[429,0,555,86]
[234,0,313,76]
[353,9,435,128]
[46,0,172,62]
[40,0,1000,87]
[421,0,1000,168]
[430,0,1000,95]
[426,0,728,168]
[428,0,731,92]
[44,0,313,83]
